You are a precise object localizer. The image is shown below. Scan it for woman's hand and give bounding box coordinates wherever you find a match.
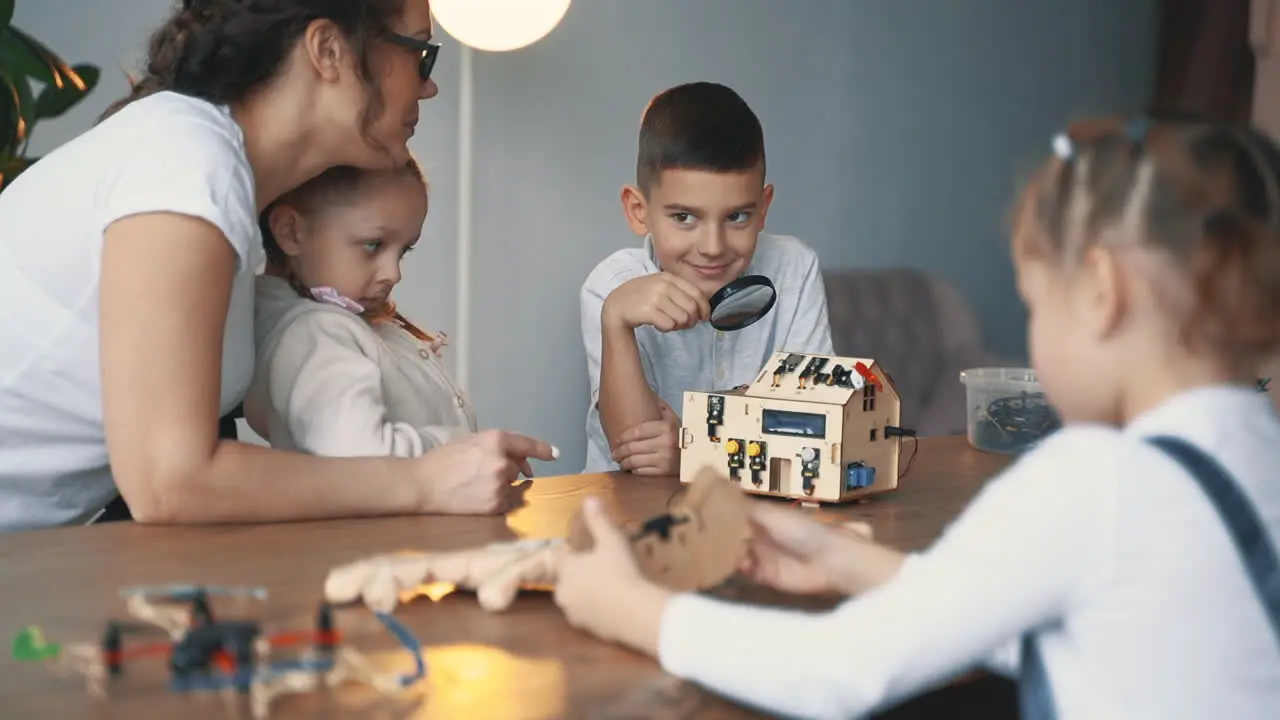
[740,502,894,597]
[553,496,672,657]
[415,430,558,515]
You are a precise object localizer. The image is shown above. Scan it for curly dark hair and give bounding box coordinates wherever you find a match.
[1017,113,1280,363]
[100,0,406,129]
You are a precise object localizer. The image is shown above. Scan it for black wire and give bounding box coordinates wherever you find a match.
[898,434,919,478]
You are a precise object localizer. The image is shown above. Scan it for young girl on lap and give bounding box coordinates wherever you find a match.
[555,116,1280,718]
[245,161,550,476]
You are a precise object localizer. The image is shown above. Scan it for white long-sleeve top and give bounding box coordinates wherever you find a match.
[243,275,476,457]
[657,385,1280,719]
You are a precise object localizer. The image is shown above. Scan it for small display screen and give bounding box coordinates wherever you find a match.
[761,409,826,438]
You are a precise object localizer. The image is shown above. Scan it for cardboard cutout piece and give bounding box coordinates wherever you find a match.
[567,469,752,592]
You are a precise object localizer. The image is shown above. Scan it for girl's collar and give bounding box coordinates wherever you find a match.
[309,286,366,314]
[281,274,450,359]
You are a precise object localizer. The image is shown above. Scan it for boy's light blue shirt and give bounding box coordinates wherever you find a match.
[579,232,835,472]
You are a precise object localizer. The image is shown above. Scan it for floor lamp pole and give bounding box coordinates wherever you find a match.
[455,43,474,392]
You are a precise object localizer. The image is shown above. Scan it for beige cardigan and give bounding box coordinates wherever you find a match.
[244,276,476,457]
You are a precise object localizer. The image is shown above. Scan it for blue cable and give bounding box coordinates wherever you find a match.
[374,612,427,687]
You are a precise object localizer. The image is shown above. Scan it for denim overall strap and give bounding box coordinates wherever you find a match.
[1146,435,1280,645]
[1017,434,1280,720]
[1018,631,1057,720]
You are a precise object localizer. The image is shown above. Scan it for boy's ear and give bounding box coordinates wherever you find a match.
[620,184,650,237]
[267,205,306,258]
[757,183,776,229]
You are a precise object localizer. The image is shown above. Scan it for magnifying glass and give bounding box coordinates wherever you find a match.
[707,274,778,331]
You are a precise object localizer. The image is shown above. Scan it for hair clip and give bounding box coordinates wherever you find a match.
[1052,133,1074,160]
[1123,116,1152,147]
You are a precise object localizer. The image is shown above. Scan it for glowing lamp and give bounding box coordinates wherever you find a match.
[431,0,572,52]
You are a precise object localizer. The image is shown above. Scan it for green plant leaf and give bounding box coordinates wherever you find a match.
[0,72,18,156]
[0,20,98,194]
[0,25,81,88]
[35,63,98,119]
[7,65,33,151]
[0,68,27,154]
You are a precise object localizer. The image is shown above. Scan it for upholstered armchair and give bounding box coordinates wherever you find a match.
[823,268,1015,437]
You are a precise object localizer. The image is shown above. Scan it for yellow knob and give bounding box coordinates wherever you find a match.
[747,442,762,457]
[725,439,740,455]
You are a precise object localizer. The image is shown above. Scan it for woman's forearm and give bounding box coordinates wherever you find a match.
[129,440,420,524]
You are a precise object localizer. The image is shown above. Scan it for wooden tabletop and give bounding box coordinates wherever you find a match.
[0,435,1010,719]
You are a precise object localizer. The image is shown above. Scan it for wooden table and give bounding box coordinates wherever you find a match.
[0,435,1010,719]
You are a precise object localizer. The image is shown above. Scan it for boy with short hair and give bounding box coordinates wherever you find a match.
[579,81,834,475]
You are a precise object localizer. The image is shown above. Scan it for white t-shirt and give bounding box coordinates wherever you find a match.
[0,91,261,530]
[657,385,1280,719]
[579,232,834,472]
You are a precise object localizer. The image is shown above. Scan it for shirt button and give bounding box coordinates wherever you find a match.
[716,331,725,340]
[456,396,465,408]
[419,349,430,359]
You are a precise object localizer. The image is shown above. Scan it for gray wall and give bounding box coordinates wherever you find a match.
[15,0,1158,475]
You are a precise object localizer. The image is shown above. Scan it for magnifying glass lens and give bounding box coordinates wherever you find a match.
[708,275,777,331]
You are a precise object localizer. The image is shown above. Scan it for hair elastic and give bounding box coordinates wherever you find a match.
[1123,116,1153,149]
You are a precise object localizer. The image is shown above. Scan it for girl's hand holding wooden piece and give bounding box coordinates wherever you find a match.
[554,471,752,654]
[554,495,672,655]
[741,502,898,597]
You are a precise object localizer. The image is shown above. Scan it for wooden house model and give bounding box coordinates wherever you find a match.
[679,351,904,504]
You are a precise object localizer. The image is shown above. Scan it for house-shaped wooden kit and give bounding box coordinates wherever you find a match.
[679,351,904,504]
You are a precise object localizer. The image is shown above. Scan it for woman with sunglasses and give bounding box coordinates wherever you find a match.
[0,0,555,531]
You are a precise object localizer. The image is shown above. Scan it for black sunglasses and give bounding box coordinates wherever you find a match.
[387,33,441,83]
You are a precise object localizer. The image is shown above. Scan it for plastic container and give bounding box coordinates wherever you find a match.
[959,367,1061,454]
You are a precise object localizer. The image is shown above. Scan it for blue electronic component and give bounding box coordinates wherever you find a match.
[845,462,876,490]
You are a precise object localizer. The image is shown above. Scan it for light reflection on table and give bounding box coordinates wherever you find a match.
[416,644,567,720]
[347,643,567,720]
[505,473,623,540]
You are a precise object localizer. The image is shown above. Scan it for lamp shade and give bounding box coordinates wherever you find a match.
[431,0,571,52]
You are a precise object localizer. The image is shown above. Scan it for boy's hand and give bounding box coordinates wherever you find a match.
[612,400,681,476]
[601,273,710,332]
